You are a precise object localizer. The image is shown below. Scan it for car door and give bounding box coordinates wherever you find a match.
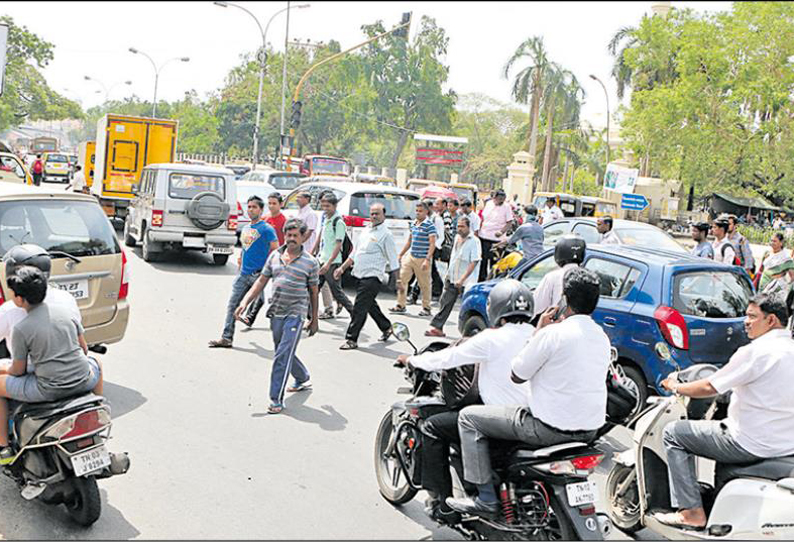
[542,220,571,247]
[583,256,646,347]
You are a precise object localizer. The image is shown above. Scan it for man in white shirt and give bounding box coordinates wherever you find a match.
[460,199,481,235]
[655,292,794,530]
[596,216,620,245]
[533,234,587,317]
[540,198,564,225]
[448,267,610,517]
[477,190,514,282]
[711,216,737,265]
[68,165,88,194]
[397,279,535,524]
[295,190,318,253]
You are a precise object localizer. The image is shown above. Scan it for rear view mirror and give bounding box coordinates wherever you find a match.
[392,322,410,341]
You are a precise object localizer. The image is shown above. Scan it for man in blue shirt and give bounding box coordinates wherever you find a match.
[209,196,278,348]
[497,204,544,266]
[690,222,714,259]
[392,201,436,316]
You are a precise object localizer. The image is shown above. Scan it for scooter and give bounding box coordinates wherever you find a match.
[605,363,794,539]
[3,393,130,526]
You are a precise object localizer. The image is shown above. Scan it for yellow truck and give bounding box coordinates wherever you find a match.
[91,114,178,220]
[78,140,96,188]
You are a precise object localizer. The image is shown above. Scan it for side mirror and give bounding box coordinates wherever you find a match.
[392,322,410,341]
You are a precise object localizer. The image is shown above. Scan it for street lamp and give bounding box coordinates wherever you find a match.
[215,1,310,167]
[84,76,133,104]
[589,74,611,180]
[128,48,190,117]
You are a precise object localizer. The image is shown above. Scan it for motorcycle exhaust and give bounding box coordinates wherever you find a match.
[596,513,612,538]
[109,452,130,475]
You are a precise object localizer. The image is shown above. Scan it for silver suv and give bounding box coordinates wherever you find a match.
[123,163,238,265]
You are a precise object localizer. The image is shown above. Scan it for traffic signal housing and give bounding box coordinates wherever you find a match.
[394,12,412,39]
[290,100,302,130]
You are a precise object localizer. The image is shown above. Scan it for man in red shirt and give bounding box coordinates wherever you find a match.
[266,192,287,246]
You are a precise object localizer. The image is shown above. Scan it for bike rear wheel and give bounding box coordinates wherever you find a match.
[374,411,417,505]
[65,476,102,526]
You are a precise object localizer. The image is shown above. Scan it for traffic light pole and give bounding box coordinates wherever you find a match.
[285,14,411,168]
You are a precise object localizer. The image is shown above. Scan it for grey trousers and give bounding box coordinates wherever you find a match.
[458,405,597,485]
[662,420,761,509]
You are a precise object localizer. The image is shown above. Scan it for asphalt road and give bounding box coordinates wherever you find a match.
[0,235,661,540]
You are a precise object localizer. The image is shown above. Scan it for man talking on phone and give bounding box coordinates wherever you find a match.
[533,235,587,317]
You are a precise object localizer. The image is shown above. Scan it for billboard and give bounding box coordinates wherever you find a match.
[604,163,639,194]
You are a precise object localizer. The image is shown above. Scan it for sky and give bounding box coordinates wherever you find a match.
[3,1,732,129]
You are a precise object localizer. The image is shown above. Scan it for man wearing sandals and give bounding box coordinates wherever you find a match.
[392,201,436,317]
[235,219,319,414]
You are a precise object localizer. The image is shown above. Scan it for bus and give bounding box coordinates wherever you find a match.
[299,155,352,177]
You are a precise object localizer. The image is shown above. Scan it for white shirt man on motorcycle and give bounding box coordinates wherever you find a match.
[396,279,535,524]
[656,292,794,530]
[447,267,611,517]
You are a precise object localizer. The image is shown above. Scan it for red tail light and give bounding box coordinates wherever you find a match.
[0,283,5,306]
[228,215,238,231]
[654,305,689,350]
[343,215,370,228]
[151,209,164,227]
[119,250,129,300]
[62,411,102,440]
[237,202,243,217]
[571,454,604,471]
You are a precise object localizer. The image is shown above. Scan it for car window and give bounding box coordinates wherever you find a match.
[559,200,577,215]
[0,156,26,181]
[543,221,571,245]
[584,257,640,299]
[673,271,752,319]
[572,222,600,245]
[284,186,345,211]
[615,227,684,253]
[350,192,418,220]
[0,200,120,257]
[46,154,68,163]
[168,173,225,200]
[266,174,302,191]
[519,254,559,291]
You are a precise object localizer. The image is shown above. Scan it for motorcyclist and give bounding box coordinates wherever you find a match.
[396,279,536,524]
[495,204,544,267]
[447,267,610,517]
[655,292,794,530]
[532,234,586,317]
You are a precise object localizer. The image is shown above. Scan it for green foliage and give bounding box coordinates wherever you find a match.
[0,16,82,131]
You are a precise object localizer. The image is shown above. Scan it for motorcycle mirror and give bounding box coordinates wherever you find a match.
[392,322,410,342]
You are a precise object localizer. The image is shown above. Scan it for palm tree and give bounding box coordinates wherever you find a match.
[608,26,637,100]
[503,36,553,192]
[540,67,585,191]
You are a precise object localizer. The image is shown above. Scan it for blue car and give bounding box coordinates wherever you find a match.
[458,244,754,404]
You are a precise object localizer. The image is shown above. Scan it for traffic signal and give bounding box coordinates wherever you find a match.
[394,12,412,39]
[290,100,302,130]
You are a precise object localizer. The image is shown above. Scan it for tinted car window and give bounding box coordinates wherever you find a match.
[616,227,684,253]
[519,255,559,291]
[0,200,120,257]
[673,271,752,319]
[584,258,640,299]
[543,221,571,245]
[169,173,225,200]
[572,222,600,245]
[350,192,418,220]
[267,174,302,191]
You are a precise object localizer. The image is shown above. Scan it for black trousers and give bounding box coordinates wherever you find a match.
[430,280,462,330]
[421,411,462,499]
[319,263,354,314]
[478,238,496,282]
[345,277,391,342]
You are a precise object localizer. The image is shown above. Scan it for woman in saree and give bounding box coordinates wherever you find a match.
[758,233,794,292]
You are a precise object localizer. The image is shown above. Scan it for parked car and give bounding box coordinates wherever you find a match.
[0,153,32,185]
[42,152,71,183]
[0,183,130,347]
[457,244,754,404]
[238,169,304,198]
[123,163,238,265]
[542,217,686,253]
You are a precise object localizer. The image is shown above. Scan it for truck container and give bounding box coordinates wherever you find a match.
[78,141,96,188]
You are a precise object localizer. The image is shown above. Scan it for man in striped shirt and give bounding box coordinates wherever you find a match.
[334,203,399,350]
[392,201,436,316]
[236,218,320,415]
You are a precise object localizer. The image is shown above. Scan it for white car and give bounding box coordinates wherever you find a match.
[282,181,421,262]
[235,180,278,236]
[238,169,304,199]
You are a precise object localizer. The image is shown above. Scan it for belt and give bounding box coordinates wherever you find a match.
[536,416,596,437]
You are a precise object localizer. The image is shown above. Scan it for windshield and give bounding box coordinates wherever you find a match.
[673,271,752,319]
[169,173,226,200]
[267,174,302,191]
[312,158,350,176]
[47,154,68,163]
[0,200,120,257]
[350,192,419,220]
[449,186,473,202]
[616,227,685,253]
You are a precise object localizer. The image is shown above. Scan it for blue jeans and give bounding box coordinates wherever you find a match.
[269,315,310,405]
[222,273,260,341]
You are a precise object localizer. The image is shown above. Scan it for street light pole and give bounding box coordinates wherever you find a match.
[215,2,309,167]
[129,48,190,117]
[84,76,133,104]
[279,2,292,167]
[589,74,610,180]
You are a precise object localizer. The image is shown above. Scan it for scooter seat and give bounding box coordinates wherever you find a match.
[11,393,104,420]
[716,456,794,488]
[509,441,593,461]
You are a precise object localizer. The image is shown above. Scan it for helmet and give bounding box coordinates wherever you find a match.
[3,244,52,279]
[524,204,538,219]
[486,279,534,326]
[554,234,586,267]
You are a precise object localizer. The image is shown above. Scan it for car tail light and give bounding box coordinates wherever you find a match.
[654,305,689,350]
[44,409,111,441]
[343,215,370,228]
[119,250,129,300]
[151,209,164,227]
[237,202,243,217]
[534,454,604,475]
[228,214,238,231]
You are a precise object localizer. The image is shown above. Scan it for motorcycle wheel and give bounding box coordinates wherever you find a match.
[374,411,417,505]
[65,476,102,527]
[605,464,642,534]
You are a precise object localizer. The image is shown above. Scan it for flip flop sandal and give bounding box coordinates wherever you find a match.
[340,341,358,350]
[208,339,233,348]
[267,404,284,415]
[389,306,407,313]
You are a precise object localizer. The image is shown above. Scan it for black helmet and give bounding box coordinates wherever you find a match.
[524,204,538,218]
[487,279,534,326]
[554,234,586,267]
[3,244,52,279]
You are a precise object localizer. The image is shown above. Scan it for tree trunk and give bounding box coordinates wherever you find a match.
[569,165,576,193]
[528,70,543,193]
[562,155,570,193]
[390,129,410,170]
[541,97,555,191]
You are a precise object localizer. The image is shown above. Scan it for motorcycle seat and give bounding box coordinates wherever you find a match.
[509,441,593,461]
[716,456,794,487]
[11,393,105,420]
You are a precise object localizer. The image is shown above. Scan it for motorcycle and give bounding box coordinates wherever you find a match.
[605,363,794,539]
[374,322,612,540]
[487,242,524,281]
[3,392,130,526]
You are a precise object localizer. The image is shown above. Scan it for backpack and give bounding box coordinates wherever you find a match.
[331,216,353,262]
[33,160,43,174]
[720,243,742,267]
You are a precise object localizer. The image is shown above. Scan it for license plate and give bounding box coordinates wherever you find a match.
[54,279,89,300]
[70,445,110,477]
[207,245,233,255]
[566,481,597,507]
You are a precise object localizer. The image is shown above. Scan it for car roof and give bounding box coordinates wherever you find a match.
[144,162,235,175]
[0,182,98,202]
[296,180,420,196]
[547,217,661,230]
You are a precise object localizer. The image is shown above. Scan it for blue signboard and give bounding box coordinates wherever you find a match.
[621,193,649,211]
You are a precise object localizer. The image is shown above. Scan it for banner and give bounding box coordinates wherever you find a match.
[604,164,639,194]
